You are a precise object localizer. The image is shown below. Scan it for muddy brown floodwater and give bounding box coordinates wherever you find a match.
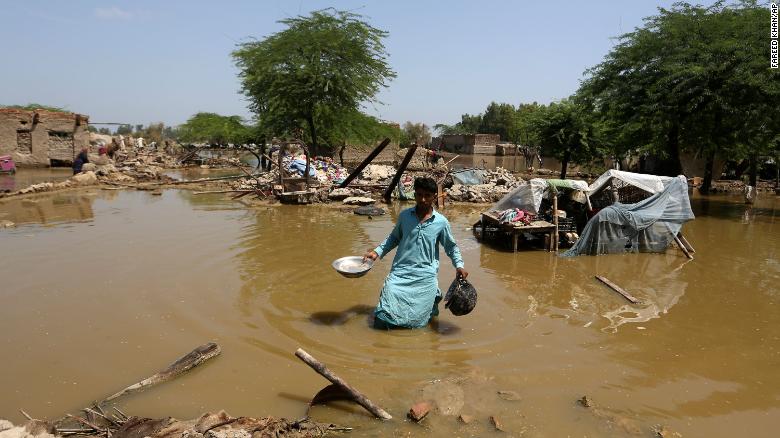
[0,168,73,192]
[0,188,778,437]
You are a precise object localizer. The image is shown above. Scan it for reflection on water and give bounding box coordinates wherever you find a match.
[0,168,73,192]
[0,190,778,436]
[0,191,103,225]
[164,168,244,181]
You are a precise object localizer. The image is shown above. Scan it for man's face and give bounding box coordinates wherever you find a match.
[414,188,436,209]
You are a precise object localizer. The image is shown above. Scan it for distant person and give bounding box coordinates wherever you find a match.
[72,147,90,174]
[364,177,468,329]
[265,144,280,171]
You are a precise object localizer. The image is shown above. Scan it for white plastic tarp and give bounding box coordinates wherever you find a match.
[588,169,676,195]
[491,178,589,214]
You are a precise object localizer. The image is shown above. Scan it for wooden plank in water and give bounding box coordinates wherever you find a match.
[673,235,694,260]
[594,276,640,304]
[295,348,392,420]
[677,232,696,254]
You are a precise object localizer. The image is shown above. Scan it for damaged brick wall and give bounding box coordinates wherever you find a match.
[0,109,89,167]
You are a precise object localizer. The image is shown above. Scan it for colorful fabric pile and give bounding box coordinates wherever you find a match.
[495,208,535,225]
[283,155,349,184]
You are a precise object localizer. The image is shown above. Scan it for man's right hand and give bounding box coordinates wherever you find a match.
[363,250,379,262]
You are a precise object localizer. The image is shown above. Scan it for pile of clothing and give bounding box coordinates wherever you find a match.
[284,155,349,184]
[495,208,536,226]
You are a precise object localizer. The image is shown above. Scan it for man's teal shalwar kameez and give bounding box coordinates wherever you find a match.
[373,207,464,328]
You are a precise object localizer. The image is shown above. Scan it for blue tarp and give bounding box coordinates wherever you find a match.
[287,158,317,177]
[452,169,486,186]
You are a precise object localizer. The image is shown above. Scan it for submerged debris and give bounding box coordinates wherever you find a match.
[489,415,505,432]
[445,167,523,203]
[407,402,433,422]
[0,412,344,438]
[354,206,386,216]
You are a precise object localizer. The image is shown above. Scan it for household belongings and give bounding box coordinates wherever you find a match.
[587,169,678,208]
[562,176,694,257]
[332,256,374,278]
[284,155,349,184]
[492,178,590,214]
[444,277,478,316]
[495,208,536,225]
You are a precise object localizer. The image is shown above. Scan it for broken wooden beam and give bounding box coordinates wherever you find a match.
[294,348,392,420]
[339,138,391,188]
[673,235,694,260]
[677,232,695,254]
[164,174,263,185]
[383,144,418,202]
[594,276,640,304]
[100,342,221,404]
[442,155,460,168]
[553,195,559,252]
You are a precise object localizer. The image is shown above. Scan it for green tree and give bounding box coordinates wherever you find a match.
[98,127,111,135]
[435,113,483,135]
[232,9,396,156]
[116,125,133,135]
[479,102,517,141]
[178,113,251,146]
[530,99,603,179]
[143,123,165,145]
[400,122,431,147]
[319,109,398,164]
[3,103,67,112]
[513,102,543,146]
[580,1,779,191]
[163,125,180,140]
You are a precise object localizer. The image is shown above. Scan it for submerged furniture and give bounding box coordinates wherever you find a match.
[479,210,556,252]
[476,178,590,252]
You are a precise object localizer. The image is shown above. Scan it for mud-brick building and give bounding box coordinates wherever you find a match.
[0,108,90,167]
[434,134,502,155]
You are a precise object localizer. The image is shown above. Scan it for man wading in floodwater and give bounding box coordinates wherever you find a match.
[364,177,468,329]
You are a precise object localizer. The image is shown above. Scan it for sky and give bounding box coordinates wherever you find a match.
[1,0,721,130]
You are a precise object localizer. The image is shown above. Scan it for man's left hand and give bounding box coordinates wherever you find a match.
[456,267,469,279]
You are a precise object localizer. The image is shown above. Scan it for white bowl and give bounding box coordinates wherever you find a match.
[332,256,374,278]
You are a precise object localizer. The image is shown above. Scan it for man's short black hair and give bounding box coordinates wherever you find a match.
[414,176,437,193]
